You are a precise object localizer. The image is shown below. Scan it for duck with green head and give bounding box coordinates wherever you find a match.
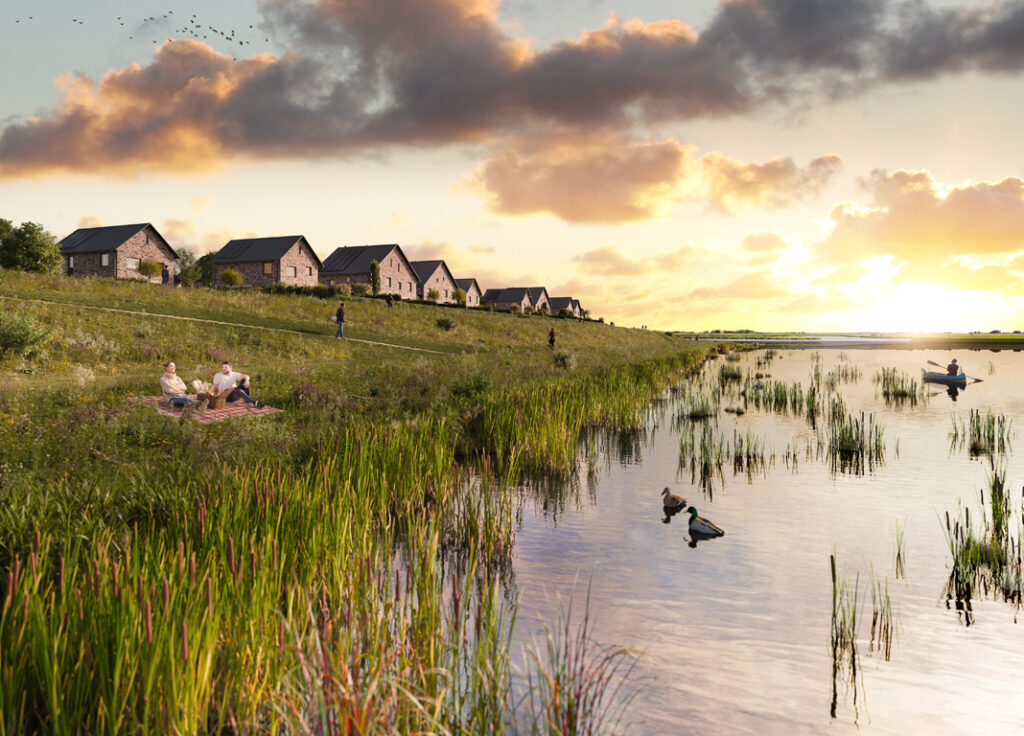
[686,506,724,538]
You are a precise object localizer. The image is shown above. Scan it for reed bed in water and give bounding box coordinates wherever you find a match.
[825,409,885,476]
[825,364,862,390]
[718,364,743,385]
[873,367,922,407]
[943,466,1024,624]
[950,408,1013,457]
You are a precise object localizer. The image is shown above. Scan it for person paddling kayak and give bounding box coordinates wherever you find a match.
[947,358,960,376]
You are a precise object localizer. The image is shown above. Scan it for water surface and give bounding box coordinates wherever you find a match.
[511,349,1024,734]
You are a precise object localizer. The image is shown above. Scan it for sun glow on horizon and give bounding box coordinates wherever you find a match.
[857,282,1012,333]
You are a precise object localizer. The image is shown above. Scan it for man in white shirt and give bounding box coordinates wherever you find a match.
[212,361,263,408]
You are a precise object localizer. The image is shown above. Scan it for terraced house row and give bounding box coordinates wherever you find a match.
[57,223,586,317]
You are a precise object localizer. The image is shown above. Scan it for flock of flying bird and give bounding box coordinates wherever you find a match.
[10,10,272,61]
[661,487,725,548]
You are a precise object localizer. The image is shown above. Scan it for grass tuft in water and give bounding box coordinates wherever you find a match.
[873,367,922,408]
[520,581,640,736]
[943,464,1024,625]
[830,552,862,720]
[869,565,896,661]
[950,408,1014,457]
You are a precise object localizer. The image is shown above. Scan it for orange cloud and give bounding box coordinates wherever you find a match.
[472,137,695,223]
[571,246,650,276]
[686,271,790,299]
[816,169,1024,263]
[702,153,841,213]
[76,215,105,228]
[0,41,279,177]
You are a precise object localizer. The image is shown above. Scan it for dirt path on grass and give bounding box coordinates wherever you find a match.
[0,295,450,355]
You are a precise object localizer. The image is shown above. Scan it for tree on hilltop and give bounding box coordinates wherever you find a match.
[0,219,62,274]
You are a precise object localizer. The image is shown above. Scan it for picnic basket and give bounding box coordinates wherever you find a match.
[208,392,227,410]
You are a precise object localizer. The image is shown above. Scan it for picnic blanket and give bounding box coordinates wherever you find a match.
[140,396,282,424]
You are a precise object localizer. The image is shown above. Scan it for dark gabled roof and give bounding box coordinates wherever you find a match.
[59,223,177,257]
[455,278,481,294]
[527,287,550,303]
[481,287,532,304]
[571,299,582,312]
[410,260,457,287]
[321,244,405,274]
[549,297,574,310]
[212,236,321,267]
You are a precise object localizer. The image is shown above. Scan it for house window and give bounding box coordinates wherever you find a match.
[444,289,448,298]
[329,280,336,286]
[127,257,140,271]
[306,266,312,276]
[263,262,272,275]
[101,253,110,267]
[68,256,74,269]
[288,266,297,278]
[387,277,392,287]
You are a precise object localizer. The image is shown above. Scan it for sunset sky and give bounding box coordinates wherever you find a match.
[3,0,1024,331]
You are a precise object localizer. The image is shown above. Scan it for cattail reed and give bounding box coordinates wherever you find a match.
[181,622,189,664]
[145,599,153,645]
[189,554,196,587]
[228,536,236,576]
[163,577,170,614]
[58,556,65,596]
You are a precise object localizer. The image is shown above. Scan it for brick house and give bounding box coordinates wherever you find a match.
[480,288,534,312]
[549,296,582,318]
[319,244,418,297]
[526,287,551,315]
[211,236,321,288]
[455,278,482,307]
[411,260,458,303]
[59,223,177,282]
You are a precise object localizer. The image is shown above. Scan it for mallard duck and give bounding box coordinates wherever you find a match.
[686,506,724,538]
[661,487,686,511]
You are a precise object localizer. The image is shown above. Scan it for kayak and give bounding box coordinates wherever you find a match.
[922,369,967,386]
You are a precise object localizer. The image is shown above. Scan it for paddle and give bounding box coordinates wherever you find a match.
[926,360,983,384]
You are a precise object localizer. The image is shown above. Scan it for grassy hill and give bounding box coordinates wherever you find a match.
[0,269,710,733]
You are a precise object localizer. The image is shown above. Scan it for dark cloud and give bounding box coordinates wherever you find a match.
[5,0,1024,176]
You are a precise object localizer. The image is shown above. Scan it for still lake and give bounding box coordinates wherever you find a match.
[510,348,1024,735]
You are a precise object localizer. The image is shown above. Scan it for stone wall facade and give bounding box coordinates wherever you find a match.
[462,284,481,307]
[532,294,550,315]
[213,240,319,288]
[64,225,176,282]
[417,268,457,303]
[319,250,419,298]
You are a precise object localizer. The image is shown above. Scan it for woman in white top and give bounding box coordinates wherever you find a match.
[213,361,263,408]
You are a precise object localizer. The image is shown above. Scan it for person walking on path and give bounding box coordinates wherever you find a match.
[548,328,556,350]
[385,294,393,308]
[161,264,170,285]
[335,302,346,339]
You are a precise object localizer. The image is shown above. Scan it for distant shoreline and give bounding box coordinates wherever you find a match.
[681,333,1024,350]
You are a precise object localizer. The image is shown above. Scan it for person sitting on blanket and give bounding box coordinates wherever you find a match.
[212,361,264,409]
[160,362,196,408]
